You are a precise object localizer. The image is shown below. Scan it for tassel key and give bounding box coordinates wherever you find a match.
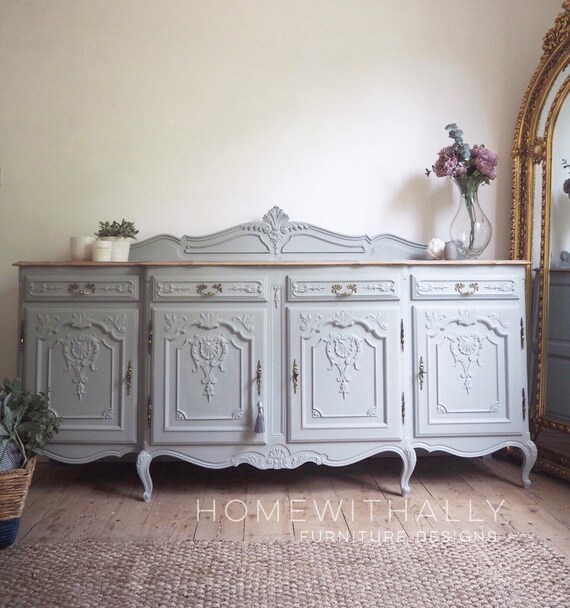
[254,401,265,434]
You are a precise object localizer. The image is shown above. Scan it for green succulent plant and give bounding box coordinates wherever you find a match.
[0,379,61,467]
[95,219,139,239]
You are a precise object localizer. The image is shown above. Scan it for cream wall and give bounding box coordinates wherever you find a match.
[0,0,563,380]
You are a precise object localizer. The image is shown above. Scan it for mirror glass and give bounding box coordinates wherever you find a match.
[542,81,570,460]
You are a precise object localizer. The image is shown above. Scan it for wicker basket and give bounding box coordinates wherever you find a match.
[0,456,36,549]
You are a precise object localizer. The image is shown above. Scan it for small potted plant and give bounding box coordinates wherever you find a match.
[0,379,60,548]
[95,219,139,262]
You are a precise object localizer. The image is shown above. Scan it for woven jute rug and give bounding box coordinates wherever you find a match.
[0,535,568,608]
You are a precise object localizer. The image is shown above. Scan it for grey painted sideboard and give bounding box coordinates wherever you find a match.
[15,207,537,500]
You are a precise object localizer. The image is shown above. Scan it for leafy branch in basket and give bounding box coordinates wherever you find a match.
[95,219,139,239]
[0,379,61,467]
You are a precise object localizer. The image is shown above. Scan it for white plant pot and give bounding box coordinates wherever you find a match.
[99,237,133,262]
[92,240,113,262]
[70,236,96,261]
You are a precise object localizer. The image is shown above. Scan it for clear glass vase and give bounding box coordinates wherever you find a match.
[450,176,492,259]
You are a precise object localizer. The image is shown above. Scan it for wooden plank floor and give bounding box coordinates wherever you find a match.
[17,455,570,559]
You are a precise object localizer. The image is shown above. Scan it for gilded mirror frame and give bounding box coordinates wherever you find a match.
[511,1,570,480]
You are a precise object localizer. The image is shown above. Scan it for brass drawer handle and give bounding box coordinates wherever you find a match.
[418,356,426,390]
[331,283,357,297]
[68,282,96,296]
[292,359,299,394]
[196,283,222,296]
[125,360,133,395]
[256,360,262,396]
[455,282,479,296]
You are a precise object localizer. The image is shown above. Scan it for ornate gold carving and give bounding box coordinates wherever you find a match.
[542,1,570,54]
[331,283,357,297]
[511,1,570,262]
[454,282,479,296]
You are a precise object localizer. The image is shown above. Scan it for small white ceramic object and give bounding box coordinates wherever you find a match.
[70,236,96,261]
[92,239,113,262]
[444,241,459,260]
[426,238,445,260]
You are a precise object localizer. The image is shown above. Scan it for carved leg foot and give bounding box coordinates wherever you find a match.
[400,448,417,498]
[520,440,538,489]
[136,450,153,502]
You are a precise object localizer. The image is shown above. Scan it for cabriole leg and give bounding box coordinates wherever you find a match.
[136,449,153,502]
[520,440,538,489]
[400,448,417,498]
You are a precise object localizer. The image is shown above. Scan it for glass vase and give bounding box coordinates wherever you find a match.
[450,176,492,259]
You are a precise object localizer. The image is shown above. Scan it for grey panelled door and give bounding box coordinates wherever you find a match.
[151,307,267,444]
[412,303,524,437]
[23,306,138,444]
[287,305,403,442]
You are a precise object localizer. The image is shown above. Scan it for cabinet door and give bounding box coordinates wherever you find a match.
[151,307,266,444]
[23,306,138,444]
[413,303,525,437]
[288,306,403,442]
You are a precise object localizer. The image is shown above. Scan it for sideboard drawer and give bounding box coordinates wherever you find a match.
[410,275,520,300]
[152,276,267,302]
[25,275,140,301]
[287,276,400,301]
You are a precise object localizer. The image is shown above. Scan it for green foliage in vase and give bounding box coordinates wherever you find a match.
[0,379,61,467]
[95,219,139,239]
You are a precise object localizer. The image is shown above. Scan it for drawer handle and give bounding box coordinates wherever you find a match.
[418,356,426,390]
[331,283,357,297]
[454,282,479,296]
[256,360,262,396]
[125,360,133,395]
[196,283,222,296]
[292,359,299,394]
[68,282,96,296]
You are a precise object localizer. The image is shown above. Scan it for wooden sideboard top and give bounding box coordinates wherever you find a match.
[14,259,531,267]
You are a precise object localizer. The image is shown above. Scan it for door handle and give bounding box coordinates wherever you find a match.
[418,356,426,390]
[292,359,299,394]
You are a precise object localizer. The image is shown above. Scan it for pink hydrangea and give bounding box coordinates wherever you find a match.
[471,145,498,180]
[433,147,459,177]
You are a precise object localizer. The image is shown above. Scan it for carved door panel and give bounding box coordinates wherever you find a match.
[413,303,525,437]
[287,306,403,442]
[23,306,138,444]
[151,307,266,444]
